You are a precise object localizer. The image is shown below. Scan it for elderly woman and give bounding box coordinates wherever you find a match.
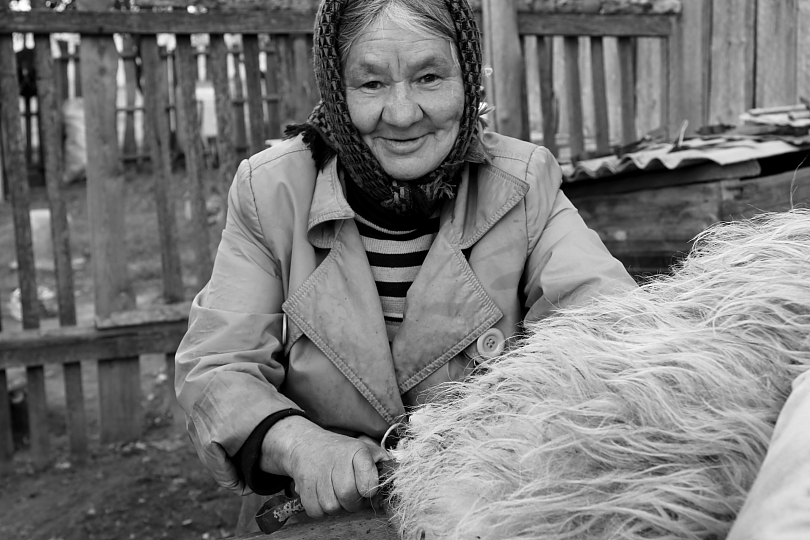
[175,0,636,529]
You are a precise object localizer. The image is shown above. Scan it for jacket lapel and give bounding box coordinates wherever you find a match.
[392,163,529,392]
[283,163,405,423]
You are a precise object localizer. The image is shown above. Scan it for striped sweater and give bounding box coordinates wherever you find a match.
[346,180,440,343]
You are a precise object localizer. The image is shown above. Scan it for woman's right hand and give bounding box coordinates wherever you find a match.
[261,416,391,518]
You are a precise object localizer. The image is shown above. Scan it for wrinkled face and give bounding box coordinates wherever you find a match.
[343,18,464,181]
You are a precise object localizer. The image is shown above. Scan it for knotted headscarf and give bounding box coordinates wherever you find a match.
[286,0,485,219]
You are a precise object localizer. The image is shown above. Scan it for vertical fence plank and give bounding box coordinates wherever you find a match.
[482,0,527,139]
[275,36,295,128]
[590,37,610,156]
[26,366,49,470]
[564,37,585,162]
[617,36,636,146]
[142,35,184,304]
[121,34,139,162]
[63,362,87,462]
[536,36,558,156]
[56,40,70,102]
[801,1,810,103]
[263,39,281,139]
[523,36,541,137]
[0,369,13,473]
[175,34,213,289]
[209,34,238,189]
[242,34,265,156]
[78,0,139,445]
[679,0,711,134]
[264,39,281,139]
[1,27,39,332]
[231,45,248,160]
[635,37,662,138]
[709,0,755,124]
[755,0,798,108]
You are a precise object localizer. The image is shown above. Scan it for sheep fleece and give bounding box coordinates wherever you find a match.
[390,210,810,540]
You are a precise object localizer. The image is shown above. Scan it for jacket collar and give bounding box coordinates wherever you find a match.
[306,157,529,249]
[287,155,529,421]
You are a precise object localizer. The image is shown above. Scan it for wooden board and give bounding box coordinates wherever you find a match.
[518,13,676,37]
[209,34,239,188]
[0,10,315,35]
[634,37,661,139]
[536,37,558,155]
[79,29,134,317]
[755,0,798,108]
[140,35,185,304]
[98,356,141,444]
[0,369,13,474]
[26,365,50,470]
[678,0,711,134]
[800,1,810,103]
[589,37,610,156]
[242,34,266,156]
[63,361,88,462]
[563,37,585,161]
[264,39,282,139]
[709,0,755,125]
[175,34,214,289]
[0,321,189,369]
[720,167,810,220]
[482,0,528,140]
[0,31,39,331]
[32,10,77,328]
[617,37,635,145]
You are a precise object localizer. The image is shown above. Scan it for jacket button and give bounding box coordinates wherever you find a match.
[476,328,505,358]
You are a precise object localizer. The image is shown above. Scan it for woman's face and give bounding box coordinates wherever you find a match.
[343,18,464,181]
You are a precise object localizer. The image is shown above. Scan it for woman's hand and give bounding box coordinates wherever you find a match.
[261,416,390,518]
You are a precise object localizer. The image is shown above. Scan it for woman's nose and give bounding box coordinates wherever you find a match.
[381,83,423,127]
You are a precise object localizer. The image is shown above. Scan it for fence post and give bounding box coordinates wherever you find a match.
[78,0,140,445]
[481,0,528,140]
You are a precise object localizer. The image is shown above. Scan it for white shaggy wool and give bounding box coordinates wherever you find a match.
[390,210,810,540]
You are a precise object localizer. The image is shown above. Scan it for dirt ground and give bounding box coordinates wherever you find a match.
[0,163,245,540]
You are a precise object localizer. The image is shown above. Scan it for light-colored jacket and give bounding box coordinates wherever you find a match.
[175,131,636,494]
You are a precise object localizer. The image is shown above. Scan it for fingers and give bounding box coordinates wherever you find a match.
[353,445,382,499]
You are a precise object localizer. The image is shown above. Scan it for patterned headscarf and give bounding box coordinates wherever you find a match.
[287,0,484,218]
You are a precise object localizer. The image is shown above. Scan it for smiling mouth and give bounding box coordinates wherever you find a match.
[380,135,427,154]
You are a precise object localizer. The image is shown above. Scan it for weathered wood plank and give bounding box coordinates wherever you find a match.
[0,10,315,35]
[563,37,585,161]
[63,361,88,462]
[482,0,528,140]
[264,39,282,139]
[121,35,139,161]
[26,365,50,470]
[232,49,249,159]
[518,13,676,37]
[175,34,214,288]
[1,32,39,331]
[0,321,189,369]
[209,34,239,188]
[98,357,141,444]
[79,29,134,317]
[678,0,711,134]
[0,369,13,474]
[56,40,70,102]
[755,0,798,108]
[635,37,662,138]
[242,34,266,156]
[589,37,610,155]
[709,0,755,124]
[536,37,558,156]
[617,36,635,145]
[294,35,318,123]
[141,35,185,304]
[800,1,810,104]
[32,4,77,327]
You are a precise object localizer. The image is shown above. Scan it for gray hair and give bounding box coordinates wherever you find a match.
[337,0,459,69]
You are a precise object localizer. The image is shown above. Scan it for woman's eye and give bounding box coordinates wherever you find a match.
[420,74,440,84]
[362,81,383,90]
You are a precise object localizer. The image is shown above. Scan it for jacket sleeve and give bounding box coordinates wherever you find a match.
[175,159,303,495]
[521,147,637,322]
[726,370,810,540]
